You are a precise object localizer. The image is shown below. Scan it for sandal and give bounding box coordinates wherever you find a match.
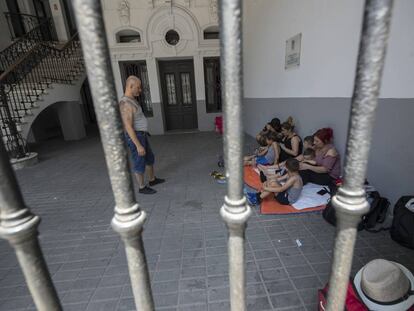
[210,171,220,177]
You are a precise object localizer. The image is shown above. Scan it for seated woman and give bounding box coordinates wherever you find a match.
[244,132,280,166]
[249,158,303,205]
[299,128,341,186]
[255,117,281,142]
[279,118,303,162]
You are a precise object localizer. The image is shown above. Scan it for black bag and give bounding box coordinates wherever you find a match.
[323,191,390,231]
[390,196,414,249]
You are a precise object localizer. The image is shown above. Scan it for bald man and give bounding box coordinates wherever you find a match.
[119,76,165,194]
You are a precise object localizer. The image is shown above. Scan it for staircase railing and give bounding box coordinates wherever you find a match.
[0,17,57,72]
[0,33,82,159]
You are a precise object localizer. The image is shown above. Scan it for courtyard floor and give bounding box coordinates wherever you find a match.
[0,131,413,311]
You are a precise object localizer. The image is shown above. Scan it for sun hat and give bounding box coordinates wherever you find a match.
[354,259,414,310]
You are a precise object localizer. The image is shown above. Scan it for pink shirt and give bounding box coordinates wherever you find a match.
[315,144,341,179]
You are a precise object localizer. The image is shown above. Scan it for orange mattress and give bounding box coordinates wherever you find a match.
[244,166,325,215]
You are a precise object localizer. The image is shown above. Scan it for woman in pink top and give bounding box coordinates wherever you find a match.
[299,128,341,186]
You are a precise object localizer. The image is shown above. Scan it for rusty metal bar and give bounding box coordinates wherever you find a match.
[72,1,155,310]
[219,0,252,310]
[0,140,61,311]
[327,0,394,310]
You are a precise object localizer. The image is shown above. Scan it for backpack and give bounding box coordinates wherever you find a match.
[390,196,414,249]
[318,280,368,311]
[322,191,390,231]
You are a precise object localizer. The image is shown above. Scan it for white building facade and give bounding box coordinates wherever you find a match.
[102,0,222,134]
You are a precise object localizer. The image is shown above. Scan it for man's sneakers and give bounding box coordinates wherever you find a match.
[149,177,165,187]
[139,177,165,195]
[139,186,157,195]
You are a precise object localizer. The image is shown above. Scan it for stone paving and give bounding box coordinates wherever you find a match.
[0,131,413,311]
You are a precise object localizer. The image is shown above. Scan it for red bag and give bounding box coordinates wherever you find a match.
[318,280,414,310]
[318,281,368,311]
[215,116,223,135]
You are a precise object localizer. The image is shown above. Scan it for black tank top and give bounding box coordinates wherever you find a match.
[279,134,303,162]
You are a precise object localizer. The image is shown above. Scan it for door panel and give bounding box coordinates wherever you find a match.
[159,60,198,131]
[6,0,25,38]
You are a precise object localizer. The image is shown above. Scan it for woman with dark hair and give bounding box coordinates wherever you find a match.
[256,117,281,141]
[279,117,303,162]
[299,128,341,186]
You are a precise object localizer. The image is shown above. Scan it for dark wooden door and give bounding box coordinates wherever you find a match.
[6,0,25,38]
[33,0,47,18]
[159,60,198,131]
[61,0,77,35]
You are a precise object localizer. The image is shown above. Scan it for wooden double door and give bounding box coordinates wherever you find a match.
[159,60,198,131]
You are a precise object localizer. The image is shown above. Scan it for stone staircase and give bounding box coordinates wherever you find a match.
[0,34,84,161]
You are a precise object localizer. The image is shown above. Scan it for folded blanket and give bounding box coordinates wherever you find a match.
[292,183,330,210]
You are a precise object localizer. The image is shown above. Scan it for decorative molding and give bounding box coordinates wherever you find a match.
[210,0,218,22]
[148,0,154,8]
[118,0,130,26]
[184,0,191,7]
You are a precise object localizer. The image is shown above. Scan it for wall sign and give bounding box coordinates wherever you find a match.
[285,33,302,70]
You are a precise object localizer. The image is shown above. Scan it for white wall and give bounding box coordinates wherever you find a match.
[243,0,414,99]
[242,0,414,204]
[49,0,69,41]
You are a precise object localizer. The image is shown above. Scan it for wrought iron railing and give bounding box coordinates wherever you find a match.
[0,33,82,158]
[0,0,394,310]
[0,17,57,72]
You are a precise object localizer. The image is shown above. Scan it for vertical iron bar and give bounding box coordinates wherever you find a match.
[72,1,155,310]
[0,139,61,310]
[219,0,252,311]
[326,1,394,310]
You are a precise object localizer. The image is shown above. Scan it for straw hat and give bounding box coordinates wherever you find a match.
[354,259,414,310]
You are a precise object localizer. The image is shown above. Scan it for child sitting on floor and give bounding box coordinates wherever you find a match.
[244,132,280,166]
[303,135,314,150]
[243,135,268,167]
[302,148,316,166]
[247,158,303,205]
[258,135,315,175]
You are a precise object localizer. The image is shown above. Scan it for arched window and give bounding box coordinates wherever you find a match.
[115,29,141,43]
[203,26,219,40]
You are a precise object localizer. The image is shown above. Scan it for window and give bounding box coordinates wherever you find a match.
[165,73,177,105]
[120,61,153,117]
[116,29,141,43]
[204,57,221,113]
[203,26,219,40]
[165,30,180,46]
[180,73,192,106]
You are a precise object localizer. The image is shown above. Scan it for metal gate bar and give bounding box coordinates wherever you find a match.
[219,0,252,310]
[326,0,394,310]
[72,1,155,310]
[0,141,62,311]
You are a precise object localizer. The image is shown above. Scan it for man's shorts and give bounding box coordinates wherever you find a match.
[125,131,155,174]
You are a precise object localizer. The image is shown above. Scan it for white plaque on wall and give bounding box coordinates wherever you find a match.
[285,33,302,70]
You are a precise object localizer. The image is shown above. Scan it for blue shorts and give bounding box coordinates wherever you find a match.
[255,156,269,165]
[125,131,155,174]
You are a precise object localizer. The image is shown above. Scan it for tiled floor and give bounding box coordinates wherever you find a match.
[0,131,413,311]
